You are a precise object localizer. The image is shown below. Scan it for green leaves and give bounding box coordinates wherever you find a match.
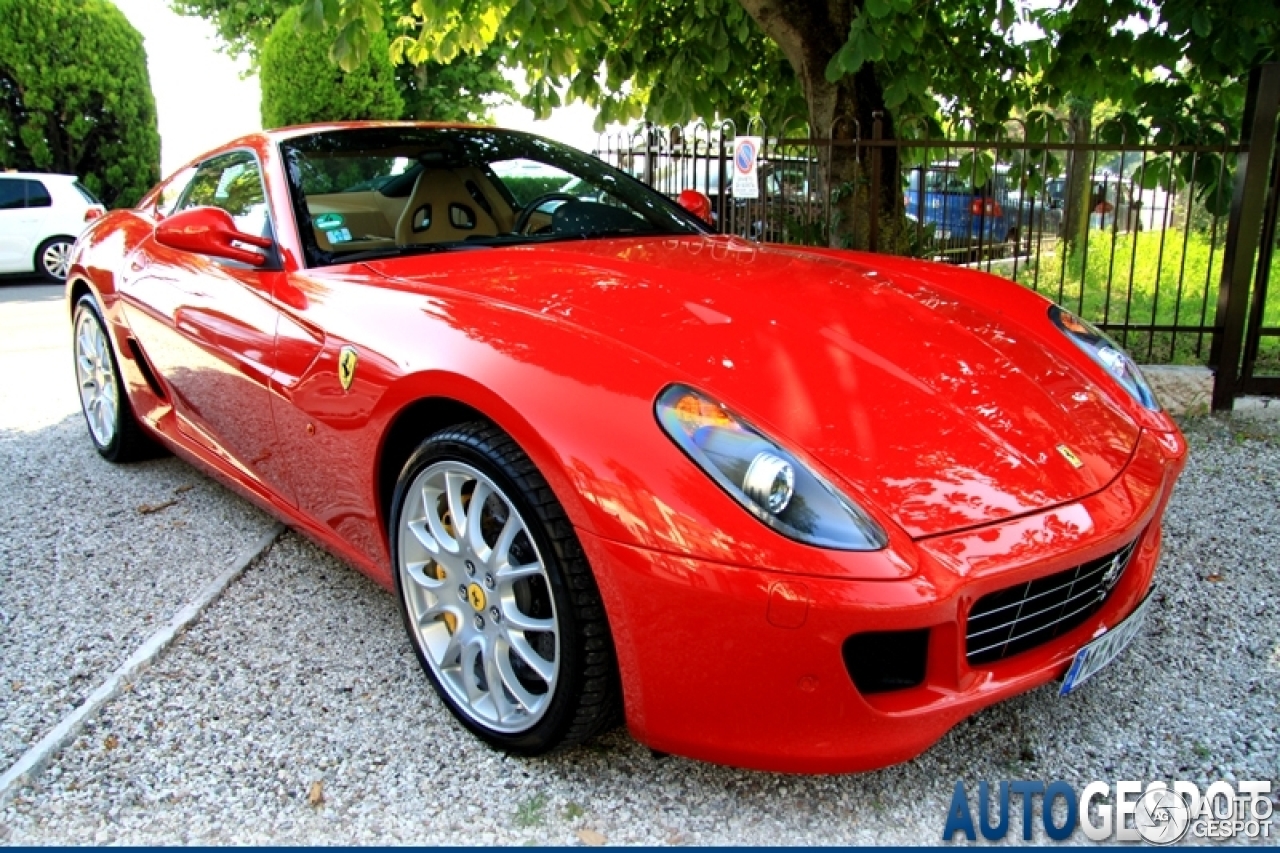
[329,18,371,71]
[299,0,339,32]
[865,0,891,20]
[955,151,994,189]
[826,16,882,81]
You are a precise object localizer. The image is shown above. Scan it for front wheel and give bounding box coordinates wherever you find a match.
[390,422,620,754]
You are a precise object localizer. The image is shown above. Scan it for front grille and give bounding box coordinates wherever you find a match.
[965,537,1141,665]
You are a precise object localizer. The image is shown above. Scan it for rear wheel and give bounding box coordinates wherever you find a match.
[390,422,620,754]
[73,295,155,462]
[36,236,74,283]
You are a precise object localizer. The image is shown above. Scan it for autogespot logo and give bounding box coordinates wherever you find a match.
[942,779,1275,843]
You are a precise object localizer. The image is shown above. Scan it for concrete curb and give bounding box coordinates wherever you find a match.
[0,523,284,808]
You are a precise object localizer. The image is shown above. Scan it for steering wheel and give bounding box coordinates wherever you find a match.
[513,192,579,234]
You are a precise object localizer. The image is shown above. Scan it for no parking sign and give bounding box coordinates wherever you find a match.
[732,136,762,199]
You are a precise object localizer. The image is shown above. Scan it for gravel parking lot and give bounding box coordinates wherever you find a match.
[0,280,1277,844]
[0,284,277,775]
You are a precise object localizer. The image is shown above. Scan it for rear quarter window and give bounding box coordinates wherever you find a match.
[73,181,101,205]
[25,179,52,208]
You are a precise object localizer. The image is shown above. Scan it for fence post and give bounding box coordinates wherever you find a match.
[643,122,655,188]
[717,125,730,235]
[1210,63,1280,411]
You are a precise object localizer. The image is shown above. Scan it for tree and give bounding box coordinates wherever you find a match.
[173,0,512,122]
[0,0,159,207]
[301,0,1278,251]
[260,5,403,127]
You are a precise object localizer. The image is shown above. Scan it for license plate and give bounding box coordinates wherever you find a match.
[1060,592,1153,696]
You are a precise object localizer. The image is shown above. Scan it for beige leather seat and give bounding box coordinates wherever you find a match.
[395,169,500,245]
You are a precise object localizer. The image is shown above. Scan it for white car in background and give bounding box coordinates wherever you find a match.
[0,172,105,282]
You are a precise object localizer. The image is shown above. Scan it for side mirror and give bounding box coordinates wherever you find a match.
[677,189,714,225]
[155,206,272,266]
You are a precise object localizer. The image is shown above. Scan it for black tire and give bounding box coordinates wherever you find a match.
[72,295,158,463]
[389,421,621,754]
[35,236,75,283]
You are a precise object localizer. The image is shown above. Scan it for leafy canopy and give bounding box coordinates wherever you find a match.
[0,0,160,207]
[297,0,1277,140]
[380,0,803,130]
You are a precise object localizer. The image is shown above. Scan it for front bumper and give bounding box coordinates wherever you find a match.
[579,428,1185,773]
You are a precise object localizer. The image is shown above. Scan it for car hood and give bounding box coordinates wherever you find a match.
[368,236,1141,539]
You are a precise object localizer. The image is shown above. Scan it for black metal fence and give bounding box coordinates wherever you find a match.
[595,64,1280,410]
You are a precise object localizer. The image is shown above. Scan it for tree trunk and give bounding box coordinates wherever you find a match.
[1062,100,1093,252]
[414,65,430,120]
[736,0,907,252]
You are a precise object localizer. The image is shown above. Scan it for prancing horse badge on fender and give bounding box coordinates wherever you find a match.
[338,346,358,391]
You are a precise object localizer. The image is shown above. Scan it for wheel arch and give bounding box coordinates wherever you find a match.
[375,395,498,538]
[371,365,618,551]
[67,276,94,318]
[38,233,78,251]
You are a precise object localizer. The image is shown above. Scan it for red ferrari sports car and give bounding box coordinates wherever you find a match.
[67,123,1186,773]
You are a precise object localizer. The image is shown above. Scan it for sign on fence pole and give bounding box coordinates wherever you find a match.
[732,136,762,200]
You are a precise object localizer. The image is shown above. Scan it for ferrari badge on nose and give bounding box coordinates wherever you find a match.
[1057,444,1084,468]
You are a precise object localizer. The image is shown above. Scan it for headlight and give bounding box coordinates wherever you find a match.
[655,385,887,551]
[1049,305,1160,411]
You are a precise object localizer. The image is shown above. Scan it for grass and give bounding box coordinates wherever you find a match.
[514,792,549,828]
[1008,228,1279,371]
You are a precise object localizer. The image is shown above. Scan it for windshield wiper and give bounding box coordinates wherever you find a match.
[537,228,661,243]
[337,242,494,264]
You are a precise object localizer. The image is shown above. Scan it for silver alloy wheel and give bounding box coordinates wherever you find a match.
[398,460,561,733]
[74,310,118,448]
[42,240,72,280]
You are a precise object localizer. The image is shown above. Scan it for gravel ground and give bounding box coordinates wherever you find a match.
[1,410,1276,844]
[0,284,277,769]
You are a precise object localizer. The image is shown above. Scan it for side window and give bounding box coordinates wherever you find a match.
[24,179,52,208]
[0,179,21,210]
[155,167,196,218]
[179,152,271,236]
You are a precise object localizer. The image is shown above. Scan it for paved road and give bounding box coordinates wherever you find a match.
[0,280,1276,844]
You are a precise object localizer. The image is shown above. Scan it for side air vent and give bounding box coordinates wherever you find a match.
[126,338,166,399]
[843,629,930,694]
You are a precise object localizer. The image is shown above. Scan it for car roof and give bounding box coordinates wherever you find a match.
[182,122,524,174]
[0,172,77,181]
[246,120,499,146]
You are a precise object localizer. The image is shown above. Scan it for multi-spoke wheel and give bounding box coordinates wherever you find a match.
[72,295,155,462]
[391,422,620,753]
[36,237,74,283]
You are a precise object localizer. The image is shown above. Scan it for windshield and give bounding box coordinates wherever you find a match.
[279,127,706,267]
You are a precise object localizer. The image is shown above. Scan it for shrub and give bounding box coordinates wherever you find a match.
[0,0,160,207]
[259,6,403,129]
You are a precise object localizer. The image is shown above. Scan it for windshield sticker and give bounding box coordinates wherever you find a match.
[328,227,352,243]
[315,213,345,230]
